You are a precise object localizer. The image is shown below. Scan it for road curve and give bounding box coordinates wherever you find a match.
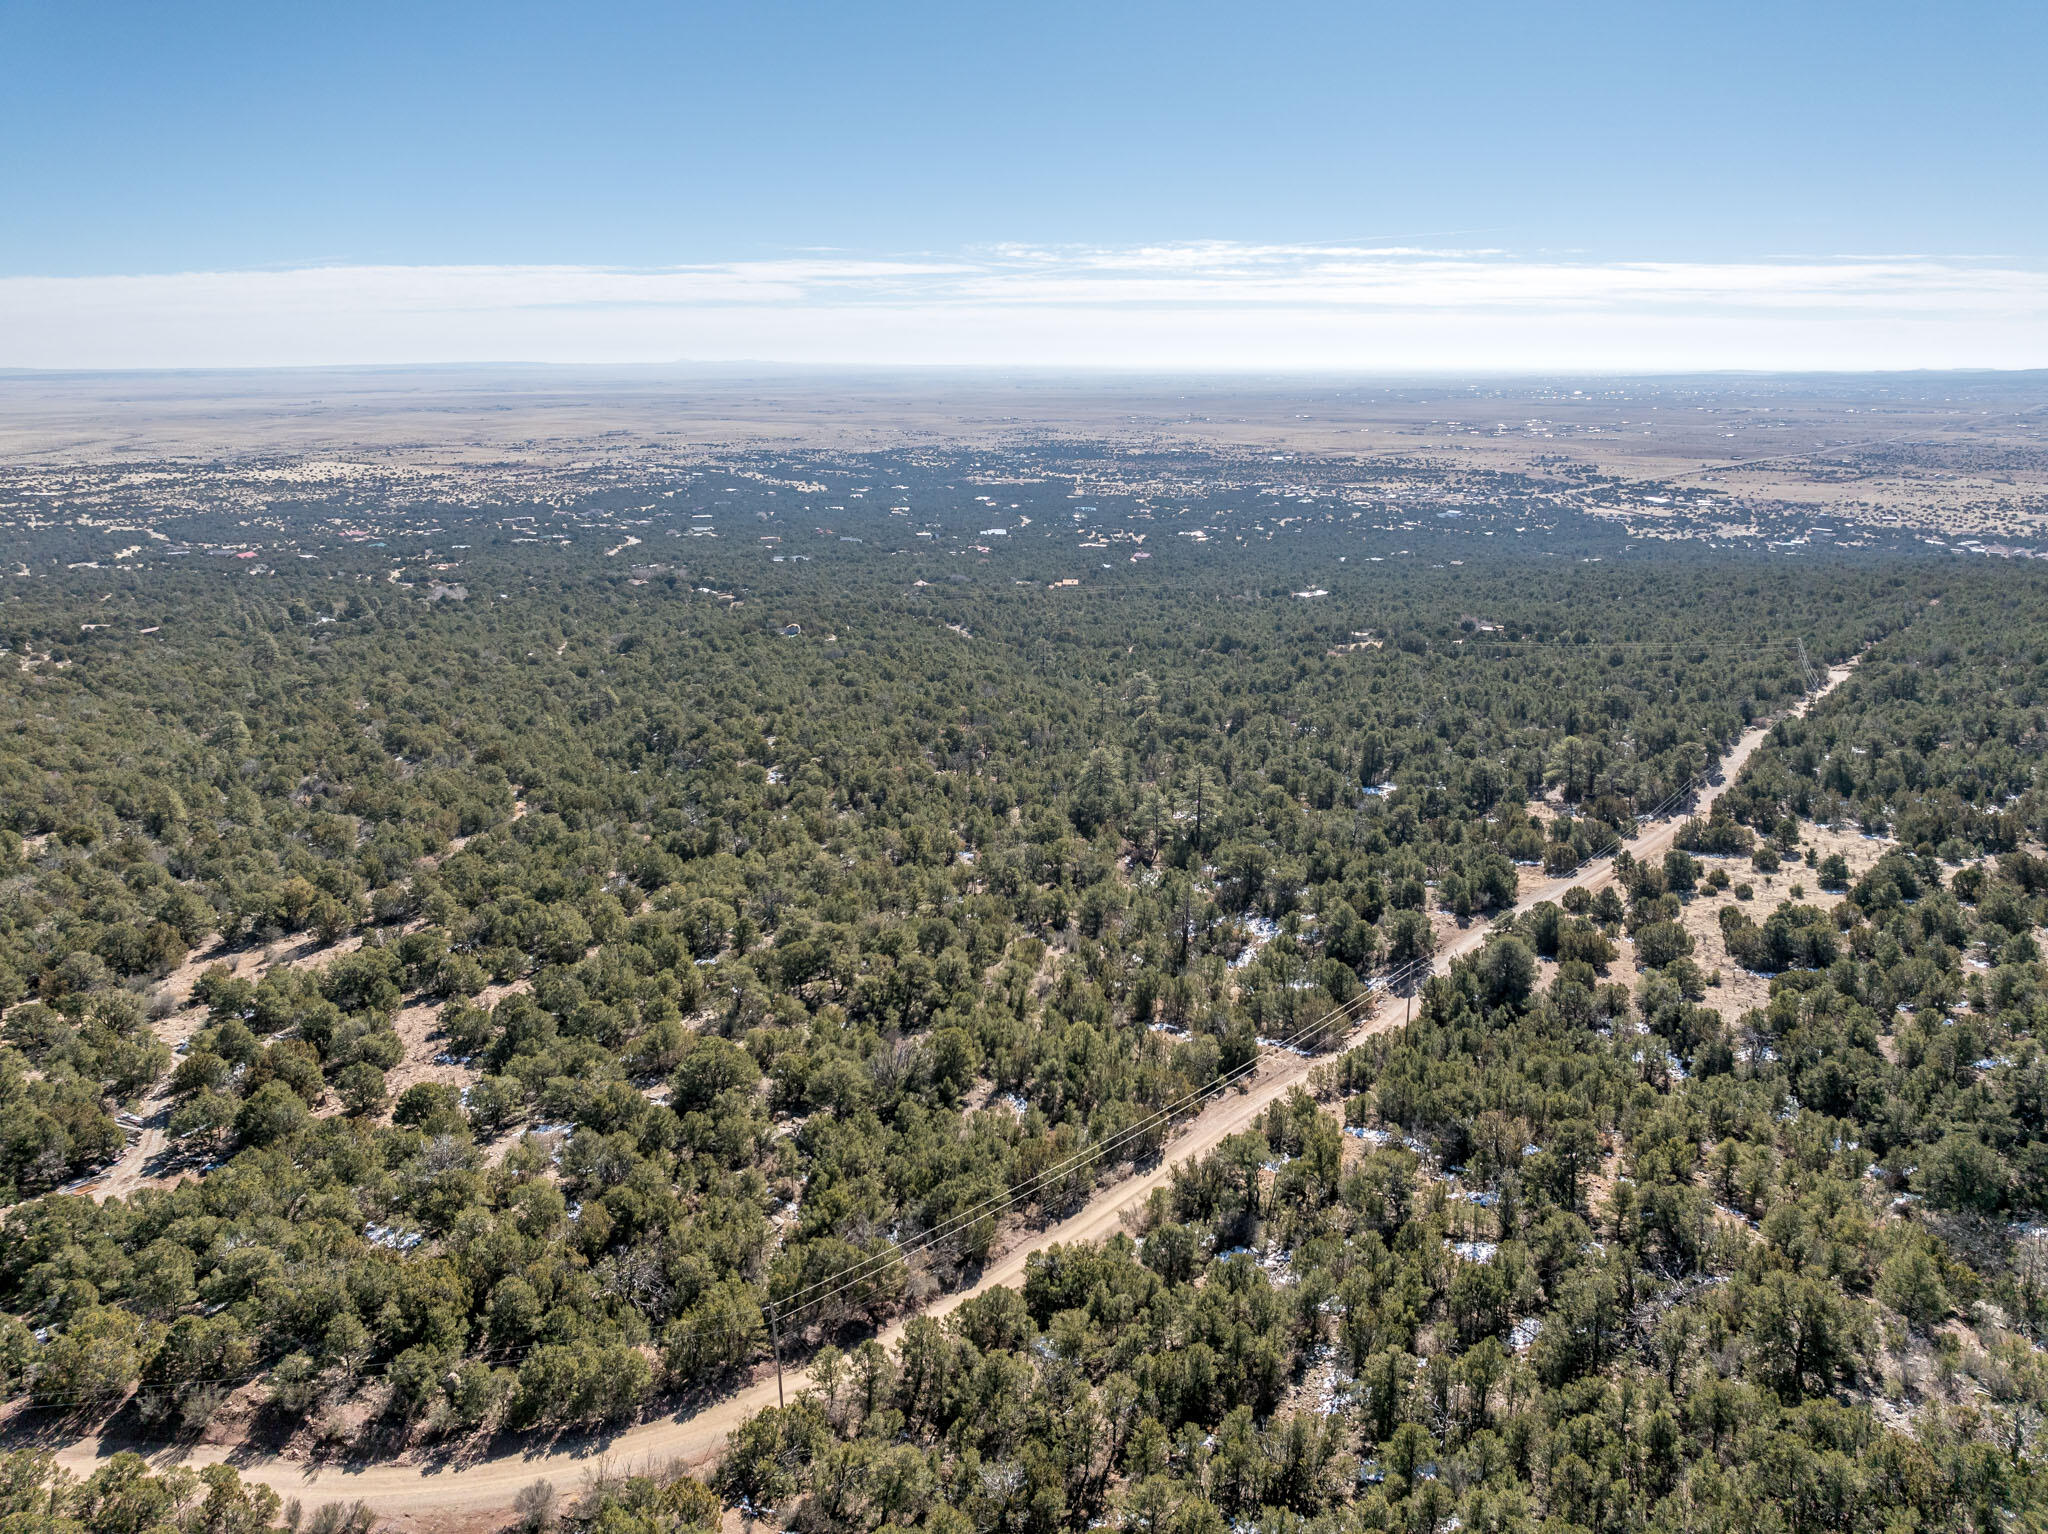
[39,663,1857,1525]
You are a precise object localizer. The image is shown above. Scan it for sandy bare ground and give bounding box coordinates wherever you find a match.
[22,938,285,1208]
[1681,817,1900,1023]
[14,909,501,1212]
[37,663,1858,1523]
[377,1001,479,1122]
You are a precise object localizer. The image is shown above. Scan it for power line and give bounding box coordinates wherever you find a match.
[11,769,1719,1415]
[766,759,1723,1334]
[17,669,1830,1420]
[760,651,1870,1349]
[15,769,1719,1412]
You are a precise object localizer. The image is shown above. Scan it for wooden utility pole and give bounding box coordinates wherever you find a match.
[767,1304,785,1409]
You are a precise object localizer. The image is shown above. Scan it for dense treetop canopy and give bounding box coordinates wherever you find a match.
[1,490,2045,1533]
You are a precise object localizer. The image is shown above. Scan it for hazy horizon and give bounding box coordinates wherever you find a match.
[9,0,2045,371]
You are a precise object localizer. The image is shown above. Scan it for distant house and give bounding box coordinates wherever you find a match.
[781,623,802,637]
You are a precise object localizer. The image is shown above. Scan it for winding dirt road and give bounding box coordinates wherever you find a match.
[39,662,1856,1526]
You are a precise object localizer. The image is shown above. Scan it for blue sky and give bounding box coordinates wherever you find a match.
[5,0,2046,368]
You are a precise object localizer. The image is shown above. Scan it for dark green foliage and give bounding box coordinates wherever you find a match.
[718,922,2048,1533]
[1,509,2045,1526]
[0,1450,285,1534]
[1727,584,2048,859]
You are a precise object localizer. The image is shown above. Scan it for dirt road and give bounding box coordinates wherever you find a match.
[40,662,1855,1524]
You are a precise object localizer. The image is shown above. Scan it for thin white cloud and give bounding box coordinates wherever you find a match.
[3,244,2045,370]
